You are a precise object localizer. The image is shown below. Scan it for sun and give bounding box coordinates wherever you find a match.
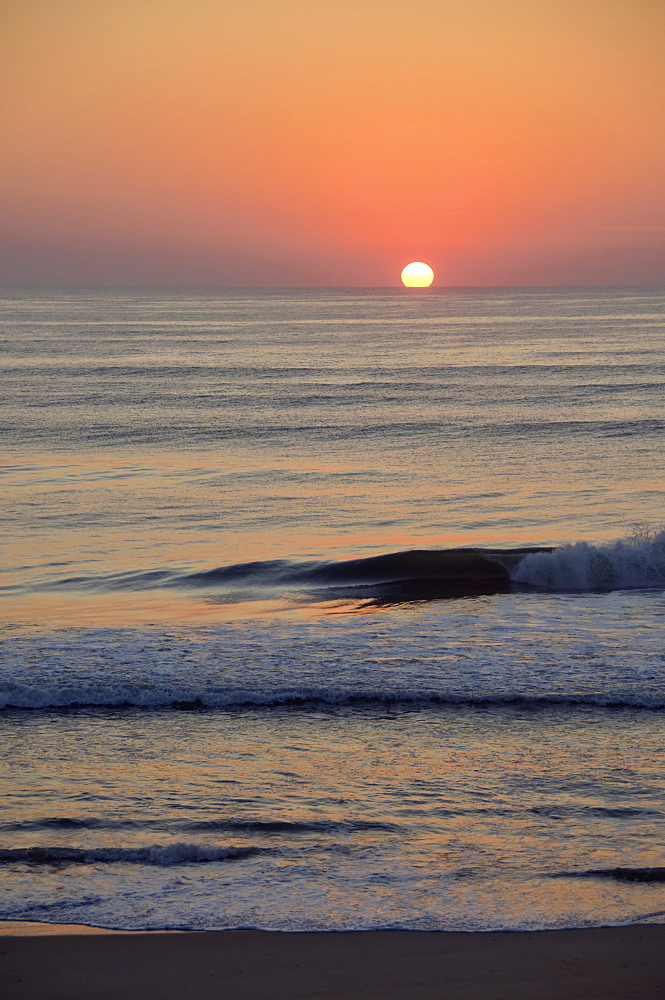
[400,262,434,287]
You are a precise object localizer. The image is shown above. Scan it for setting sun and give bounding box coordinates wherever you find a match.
[401,262,434,287]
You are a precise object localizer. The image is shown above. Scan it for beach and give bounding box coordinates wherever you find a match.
[2,924,665,999]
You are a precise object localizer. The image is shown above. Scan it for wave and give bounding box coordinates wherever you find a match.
[0,817,401,835]
[183,818,401,834]
[511,529,665,591]
[4,809,657,837]
[35,548,526,601]
[530,805,663,820]
[2,690,662,711]
[0,843,265,867]
[16,531,665,604]
[557,867,665,883]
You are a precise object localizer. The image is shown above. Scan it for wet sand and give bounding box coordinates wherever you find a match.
[1,923,664,999]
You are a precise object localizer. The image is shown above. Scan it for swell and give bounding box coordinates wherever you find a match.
[555,867,665,883]
[15,530,665,603]
[4,807,658,836]
[21,547,547,602]
[0,844,266,866]
[2,692,663,711]
[0,817,401,835]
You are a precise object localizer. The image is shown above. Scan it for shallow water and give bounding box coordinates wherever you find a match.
[1,286,664,930]
[2,699,664,931]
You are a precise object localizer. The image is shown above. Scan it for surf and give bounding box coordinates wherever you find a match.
[19,529,665,605]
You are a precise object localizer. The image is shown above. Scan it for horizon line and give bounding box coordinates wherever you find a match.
[2,282,664,292]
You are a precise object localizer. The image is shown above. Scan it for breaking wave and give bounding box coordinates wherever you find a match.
[13,530,665,605]
[2,531,662,712]
[1,565,663,710]
[511,529,665,591]
[1,691,662,711]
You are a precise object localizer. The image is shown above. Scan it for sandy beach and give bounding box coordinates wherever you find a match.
[1,923,664,999]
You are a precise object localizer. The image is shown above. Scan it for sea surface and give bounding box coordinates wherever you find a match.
[1,285,664,932]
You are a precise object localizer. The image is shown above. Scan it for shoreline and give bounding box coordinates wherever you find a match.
[2,923,664,999]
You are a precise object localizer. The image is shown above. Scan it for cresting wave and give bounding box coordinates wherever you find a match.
[15,530,665,602]
[511,529,665,591]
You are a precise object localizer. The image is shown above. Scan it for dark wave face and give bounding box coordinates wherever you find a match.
[556,868,665,884]
[11,546,551,604]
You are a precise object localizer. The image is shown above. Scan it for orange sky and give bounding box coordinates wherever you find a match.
[2,0,664,285]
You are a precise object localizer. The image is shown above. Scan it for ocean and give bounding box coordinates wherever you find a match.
[1,285,664,932]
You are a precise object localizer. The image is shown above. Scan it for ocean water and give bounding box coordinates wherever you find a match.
[1,285,664,932]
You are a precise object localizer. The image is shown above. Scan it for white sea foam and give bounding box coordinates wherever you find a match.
[511,529,665,591]
[1,589,663,709]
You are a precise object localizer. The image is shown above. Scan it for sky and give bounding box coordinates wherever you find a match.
[1,0,664,286]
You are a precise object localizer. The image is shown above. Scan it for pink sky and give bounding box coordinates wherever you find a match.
[2,0,664,286]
